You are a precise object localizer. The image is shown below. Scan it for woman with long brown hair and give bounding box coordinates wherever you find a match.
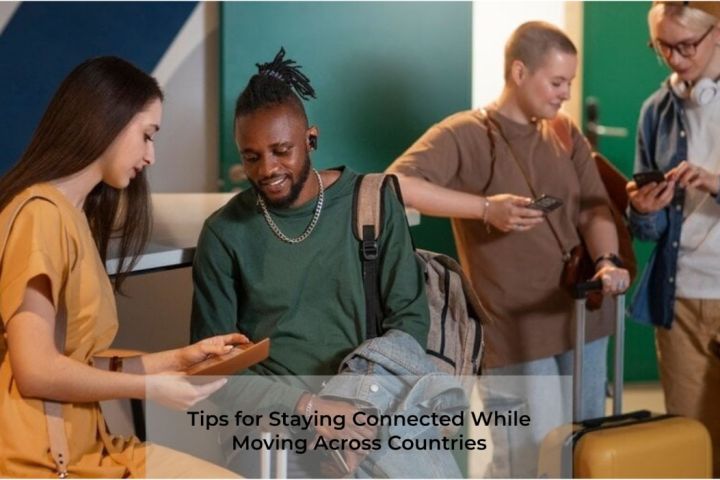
[0,56,245,477]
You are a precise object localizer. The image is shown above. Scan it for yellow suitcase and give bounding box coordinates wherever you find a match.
[540,410,711,478]
[538,282,713,478]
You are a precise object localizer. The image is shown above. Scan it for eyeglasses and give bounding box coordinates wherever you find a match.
[648,26,715,59]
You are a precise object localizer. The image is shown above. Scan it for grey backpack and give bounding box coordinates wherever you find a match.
[352,173,489,392]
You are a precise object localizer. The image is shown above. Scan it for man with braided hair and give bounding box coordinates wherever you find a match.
[190,48,430,477]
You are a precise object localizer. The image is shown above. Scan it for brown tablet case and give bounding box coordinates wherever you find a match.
[185,338,270,376]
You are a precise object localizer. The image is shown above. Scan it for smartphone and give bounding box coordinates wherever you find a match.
[528,194,563,214]
[633,170,666,188]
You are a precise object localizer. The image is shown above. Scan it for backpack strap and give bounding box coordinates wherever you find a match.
[352,173,406,339]
[550,116,637,281]
[592,151,630,215]
[549,113,574,153]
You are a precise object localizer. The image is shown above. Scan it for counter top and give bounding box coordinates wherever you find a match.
[106,193,420,274]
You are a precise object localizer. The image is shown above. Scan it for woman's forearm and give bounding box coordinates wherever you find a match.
[578,204,619,262]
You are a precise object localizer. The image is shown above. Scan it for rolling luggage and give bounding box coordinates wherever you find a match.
[538,281,712,478]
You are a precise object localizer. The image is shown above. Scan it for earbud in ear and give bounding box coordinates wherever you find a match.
[309,135,318,150]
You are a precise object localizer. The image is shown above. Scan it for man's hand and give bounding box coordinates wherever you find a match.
[666,161,720,196]
[297,394,377,476]
[627,179,675,214]
[484,194,545,233]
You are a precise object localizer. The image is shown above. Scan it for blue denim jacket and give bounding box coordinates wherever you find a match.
[319,329,468,478]
[628,79,720,328]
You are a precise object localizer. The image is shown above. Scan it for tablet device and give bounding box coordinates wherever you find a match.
[185,338,270,376]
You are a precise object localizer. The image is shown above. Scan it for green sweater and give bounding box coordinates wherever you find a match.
[191,167,429,412]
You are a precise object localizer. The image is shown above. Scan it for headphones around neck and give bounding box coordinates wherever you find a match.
[670,73,720,106]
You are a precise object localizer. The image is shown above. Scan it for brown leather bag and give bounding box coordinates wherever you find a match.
[552,117,637,309]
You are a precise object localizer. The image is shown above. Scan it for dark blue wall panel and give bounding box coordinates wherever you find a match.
[0,2,196,173]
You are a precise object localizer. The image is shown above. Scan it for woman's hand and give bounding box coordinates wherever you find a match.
[592,264,630,296]
[627,178,675,214]
[176,333,249,371]
[146,374,228,410]
[666,161,720,196]
[484,194,545,233]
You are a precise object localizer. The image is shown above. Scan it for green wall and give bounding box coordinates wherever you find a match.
[219,2,471,257]
[583,1,669,382]
[218,3,666,382]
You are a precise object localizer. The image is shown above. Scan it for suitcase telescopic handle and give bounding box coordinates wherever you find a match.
[572,280,604,299]
[580,409,651,429]
[573,281,626,422]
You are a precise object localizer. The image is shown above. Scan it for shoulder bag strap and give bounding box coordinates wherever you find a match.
[44,301,70,478]
[481,109,571,260]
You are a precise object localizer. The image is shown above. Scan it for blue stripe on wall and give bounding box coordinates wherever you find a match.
[0,2,196,173]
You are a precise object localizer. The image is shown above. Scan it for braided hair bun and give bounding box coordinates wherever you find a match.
[235,47,316,120]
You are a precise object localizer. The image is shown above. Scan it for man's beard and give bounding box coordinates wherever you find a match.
[252,154,312,209]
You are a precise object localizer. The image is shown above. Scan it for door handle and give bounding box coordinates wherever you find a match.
[585,97,629,150]
[586,122,628,138]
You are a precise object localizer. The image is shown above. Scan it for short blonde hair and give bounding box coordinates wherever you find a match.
[649,2,719,35]
[504,21,576,82]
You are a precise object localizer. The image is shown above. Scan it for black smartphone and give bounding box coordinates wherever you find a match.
[633,170,666,188]
[528,194,563,214]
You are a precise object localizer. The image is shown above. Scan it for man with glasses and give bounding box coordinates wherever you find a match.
[648,24,715,59]
[627,1,720,475]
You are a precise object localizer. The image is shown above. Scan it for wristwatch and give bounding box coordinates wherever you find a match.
[594,253,624,269]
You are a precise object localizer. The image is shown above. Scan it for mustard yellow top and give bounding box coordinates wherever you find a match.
[0,184,142,477]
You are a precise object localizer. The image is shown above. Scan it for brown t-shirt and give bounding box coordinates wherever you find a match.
[388,108,615,368]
